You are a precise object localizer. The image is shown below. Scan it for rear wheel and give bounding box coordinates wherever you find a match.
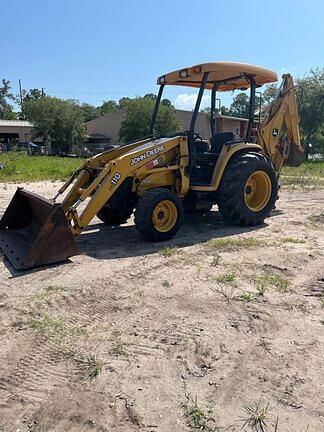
[217,152,278,226]
[97,207,133,226]
[134,188,184,241]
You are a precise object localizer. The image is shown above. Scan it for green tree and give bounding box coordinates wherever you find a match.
[79,103,101,122]
[296,68,324,158]
[119,96,180,143]
[100,100,118,116]
[24,96,86,153]
[261,83,278,105]
[229,93,250,118]
[24,88,45,100]
[219,106,230,116]
[144,93,157,100]
[0,79,17,119]
[118,97,131,109]
[161,98,172,107]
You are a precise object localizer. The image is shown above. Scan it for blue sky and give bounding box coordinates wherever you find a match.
[2,0,324,110]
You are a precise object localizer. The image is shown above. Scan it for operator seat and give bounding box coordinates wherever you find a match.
[191,132,235,185]
[210,132,235,154]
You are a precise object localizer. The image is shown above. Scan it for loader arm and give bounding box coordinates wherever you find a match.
[257,74,304,172]
[62,136,189,236]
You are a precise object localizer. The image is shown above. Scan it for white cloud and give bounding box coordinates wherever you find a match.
[173,93,211,111]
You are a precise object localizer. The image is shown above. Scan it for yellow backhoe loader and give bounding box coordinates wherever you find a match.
[0,62,304,270]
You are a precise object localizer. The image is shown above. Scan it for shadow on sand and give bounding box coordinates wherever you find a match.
[2,208,281,278]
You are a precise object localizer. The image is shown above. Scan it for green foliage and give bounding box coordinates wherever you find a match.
[72,353,103,380]
[24,88,45,101]
[241,292,253,302]
[1,105,17,120]
[118,97,131,109]
[281,161,324,189]
[110,330,128,357]
[100,99,118,116]
[0,78,16,119]
[282,161,324,177]
[229,92,250,118]
[256,274,291,293]
[279,237,306,244]
[28,315,86,338]
[219,105,230,116]
[119,96,180,143]
[24,96,86,153]
[241,400,270,432]
[0,153,82,181]
[261,83,278,105]
[79,103,101,122]
[159,246,179,257]
[216,272,236,283]
[296,68,324,157]
[206,236,265,251]
[181,390,217,431]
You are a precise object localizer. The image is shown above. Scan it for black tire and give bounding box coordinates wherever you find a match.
[97,207,133,226]
[134,188,184,241]
[217,152,278,226]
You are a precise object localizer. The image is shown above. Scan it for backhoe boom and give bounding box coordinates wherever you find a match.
[257,74,304,171]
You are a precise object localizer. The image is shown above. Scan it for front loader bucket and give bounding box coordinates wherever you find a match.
[0,188,78,270]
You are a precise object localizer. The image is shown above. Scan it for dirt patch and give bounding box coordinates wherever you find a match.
[0,182,324,432]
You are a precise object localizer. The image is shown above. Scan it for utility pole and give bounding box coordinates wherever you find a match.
[41,88,45,97]
[19,79,24,119]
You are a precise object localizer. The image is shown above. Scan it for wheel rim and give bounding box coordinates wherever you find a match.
[244,170,272,212]
[152,200,178,232]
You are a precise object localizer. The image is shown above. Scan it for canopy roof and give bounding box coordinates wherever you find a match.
[157,62,278,91]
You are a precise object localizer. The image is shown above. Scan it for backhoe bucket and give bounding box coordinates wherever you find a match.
[285,142,305,167]
[0,189,78,270]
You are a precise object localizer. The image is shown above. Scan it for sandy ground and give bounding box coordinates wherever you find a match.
[0,181,323,432]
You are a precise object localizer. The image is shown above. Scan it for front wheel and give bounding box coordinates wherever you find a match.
[134,188,184,241]
[217,152,278,226]
[97,207,133,226]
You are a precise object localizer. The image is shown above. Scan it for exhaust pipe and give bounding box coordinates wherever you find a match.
[0,188,78,270]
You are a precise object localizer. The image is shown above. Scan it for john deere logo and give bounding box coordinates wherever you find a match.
[272,128,279,137]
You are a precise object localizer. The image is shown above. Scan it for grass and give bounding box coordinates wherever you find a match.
[210,284,237,304]
[63,350,103,380]
[181,389,218,431]
[255,282,267,296]
[216,272,236,283]
[0,153,322,186]
[0,152,82,182]
[206,237,267,251]
[255,274,291,293]
[279,237,306,244]
[31,285,68,301]
[320,296,324,308]
[241,292,254,302]
[282,161,324,178]
[159,246,179,257]
[110,330,128,357]
[162,280,171,288]
[308,213,324,226]
[281,161,324,189]
[211,254,221,267]
[28,315,86,338]
[240,400,271,432]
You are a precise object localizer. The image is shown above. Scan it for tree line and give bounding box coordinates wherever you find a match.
[1,67,323,156]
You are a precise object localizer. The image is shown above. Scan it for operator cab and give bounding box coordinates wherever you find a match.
[191,132,236,185]
[151,62,277,186]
